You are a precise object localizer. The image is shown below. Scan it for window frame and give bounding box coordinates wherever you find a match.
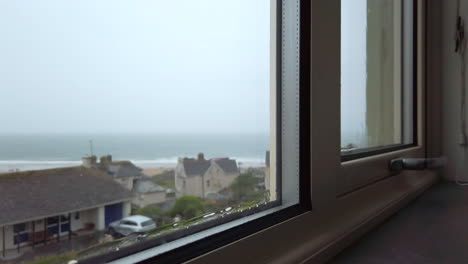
[0,0,430,263]
[77,0,312,263]
[184,0,428,263]
[340,0,419,163]
[338,0,426,195]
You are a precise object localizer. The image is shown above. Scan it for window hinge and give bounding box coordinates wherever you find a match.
[389,158,446,174]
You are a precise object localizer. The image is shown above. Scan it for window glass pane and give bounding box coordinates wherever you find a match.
[141,220,155,227]
[341,0,414,152]
[13,223,26,233]
[47,217,59,225]
[0,0,304,262]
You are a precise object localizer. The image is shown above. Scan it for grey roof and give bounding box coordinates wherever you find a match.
[182,159,211,176]
[213,158,238,173]
[181,157,238,177]
[134,178,165,194]
[0,167,134,226]
[108,161,143,178]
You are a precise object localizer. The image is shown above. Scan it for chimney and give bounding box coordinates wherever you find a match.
[197,153,205,161]
[100,155,112,169]
[82,155,97,168]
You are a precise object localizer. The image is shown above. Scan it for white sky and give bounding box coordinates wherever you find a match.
[341,0,367,147]
[0,0,270,134]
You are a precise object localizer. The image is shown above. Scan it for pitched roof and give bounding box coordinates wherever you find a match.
[134,177,165,193]
[213,158,238,173]
[107,162,143,178]
[182,158,211,177]
[180,157,239,177]
[111,161,134,166]
[0,167,133,226]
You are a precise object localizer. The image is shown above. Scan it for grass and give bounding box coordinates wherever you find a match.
[152,178,175,189]
[24,252,77,264]
[150,170,175,189]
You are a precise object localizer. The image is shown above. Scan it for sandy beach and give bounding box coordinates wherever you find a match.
[142,168,173,177]
[0,160,265,175]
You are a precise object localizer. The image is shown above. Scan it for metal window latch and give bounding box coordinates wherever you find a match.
[456,16,465,53]
[389,157,446,174]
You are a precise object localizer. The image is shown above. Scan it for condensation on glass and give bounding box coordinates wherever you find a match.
[341,0,414,152]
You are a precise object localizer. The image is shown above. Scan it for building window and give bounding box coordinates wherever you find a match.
[206,180,210,187]
[121,221,138,226]
[338,0,424,195]
[47,217,59,226]
[60,215,70,222]
[13,223,26,233]
[13,223,29,245]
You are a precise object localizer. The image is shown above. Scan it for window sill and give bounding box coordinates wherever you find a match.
[339,145,425,194]
[186,170,438,264]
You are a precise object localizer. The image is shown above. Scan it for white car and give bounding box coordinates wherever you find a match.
[107,215,156,237]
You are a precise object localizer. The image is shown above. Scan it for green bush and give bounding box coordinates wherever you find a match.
[133,206,165,220]
[169,196,205,219]
[230,172,265,203]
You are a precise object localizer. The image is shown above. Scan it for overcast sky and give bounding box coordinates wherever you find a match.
[0,0,270,134]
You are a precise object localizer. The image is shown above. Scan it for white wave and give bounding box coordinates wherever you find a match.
[0,160,82,165]
[0,161,81,172]
[232,157,266,164]
[0,156,267,172]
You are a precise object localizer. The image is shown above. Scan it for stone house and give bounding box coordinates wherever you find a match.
[175,153,239,198]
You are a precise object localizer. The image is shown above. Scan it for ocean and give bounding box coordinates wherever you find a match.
[0,133,269,172]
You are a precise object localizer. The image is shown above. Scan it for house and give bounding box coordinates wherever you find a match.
[175,153,239,198]
[82,155,144,191]
[132,177,168,208]
[82,155,172,208]
[0,167,133,254]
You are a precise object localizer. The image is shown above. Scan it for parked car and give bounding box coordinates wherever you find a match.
[107,215,156,237]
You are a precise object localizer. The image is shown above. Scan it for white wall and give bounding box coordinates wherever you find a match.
[75,209,98,231]
[0,226,14,251]
[341,0,368,148]
[96,207,106,231]
[123,202,132,218]
[204,165,238,197]
[116,177,134,190]
[174,164,186,193]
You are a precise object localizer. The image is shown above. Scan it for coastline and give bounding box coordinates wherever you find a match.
[0,160,266,173]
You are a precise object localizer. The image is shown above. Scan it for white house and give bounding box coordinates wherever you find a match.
[0,166,133,255]
[175,153,239,199]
